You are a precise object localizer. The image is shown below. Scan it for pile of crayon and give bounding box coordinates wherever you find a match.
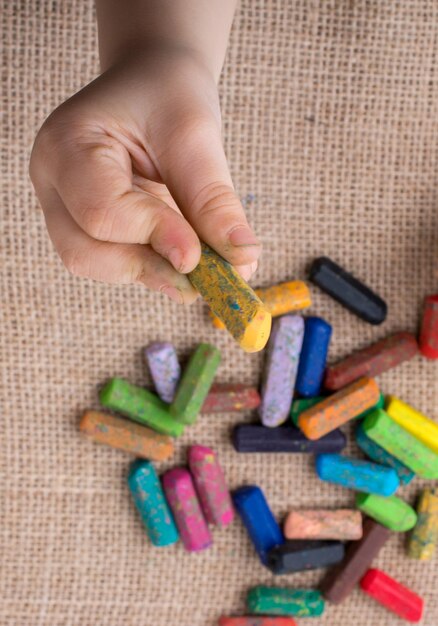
[79,246,438,625]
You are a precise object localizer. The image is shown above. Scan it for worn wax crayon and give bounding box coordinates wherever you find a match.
[144,342,181,403]
[408,488,438,560]
[309,257,387,324]
[259,315,305,427]
[188,445,234,527]
[162,467,212,552]
[202,384,260,413]
[79,410,174,461]
[99,378,184,437]
[355,422,415,485]
[298,377,380,440]
[169,343,221,425]
[189,243,271,352]
[127,460,179,547]
[267,540,345,574]
[356,493,417,532]
[233,485,284,565]
[360,568,424,623]
[320,517,390,604]
[247,587,325,618]
[290,397,324,425]
[284,509,362,541]
[386,396,438,454]
[324,332,418,390]
[295,317,332,397]
[316,453,399,496]
[211,280,312,329]
[232,423,346,454]
[419,294,438,359]
[363,408,438,479]
[218,619,297,626]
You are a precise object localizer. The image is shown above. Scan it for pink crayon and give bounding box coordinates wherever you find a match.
[188,445,234,527]
[162,467,212,552]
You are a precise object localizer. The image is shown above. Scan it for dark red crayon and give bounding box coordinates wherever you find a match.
[202,384,261,413]
[360,568,424,623]
[419,294,438,359]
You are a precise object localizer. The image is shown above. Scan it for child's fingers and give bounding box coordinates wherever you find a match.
[38,187,199,304]
[155,117,261,269]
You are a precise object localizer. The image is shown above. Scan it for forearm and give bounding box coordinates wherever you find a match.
[96,0,237,81]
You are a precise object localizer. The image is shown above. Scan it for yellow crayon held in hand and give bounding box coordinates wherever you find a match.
[189,243,271,352]
[210,279,312,329]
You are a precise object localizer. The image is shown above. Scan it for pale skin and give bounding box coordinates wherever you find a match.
[29,0,260,305]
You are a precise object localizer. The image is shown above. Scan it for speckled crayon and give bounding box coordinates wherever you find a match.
[295,316,332,397]
[259,315,305,427]
[408,489,438,560]
[284,509,362,541]
[162,467,212,552]
[144,342,181,403]
[169,343,221,425]
[188,445,234,527]
[202,384,261,413]
[128,460,179,547]
[316,453,399,496]
[247,587,325,618]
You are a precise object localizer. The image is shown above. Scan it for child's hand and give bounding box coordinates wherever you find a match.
[30,49,260,304]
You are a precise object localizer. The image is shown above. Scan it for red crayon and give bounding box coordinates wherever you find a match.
[419,294,438,359]
[202,384,261,413]
[360,568,424,623]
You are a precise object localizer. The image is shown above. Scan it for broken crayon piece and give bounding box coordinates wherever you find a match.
[355,421,415,485]
[218,618,297,626]
[408,488,438,560]
[386,396,438,454]
[363,408,438,479]
[247,587,325,618]
[99,378,184,437]
[169,343,221,425]
[419,294,438,359]
[309,256,387,325]
[356,493,417,532]
[360,568,424,623]
[127,460,179,547]
[144,341,181,403]
[233,485,284,566]
[162,467,212,552]
[188,445,234,527]
[267,540,345,575]
[324,332,418,390]
[290,397,324,425]
[316,453,399,496]
[259,315,305,427]
[79,410,174,461]
[211,280,312,329]
[284,509,362,541]
[188,243,271,352]
[233,424,346,454]
[202,384,260,413]
[298,377,380,440]
[295,317,332,398]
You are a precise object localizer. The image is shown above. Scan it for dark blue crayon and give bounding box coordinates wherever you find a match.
[233,423,346,454]
[355,422,415,485]
[233,485,284,566]
[296,317,332,397]
[267,540,345,574]
[315,453,399,496]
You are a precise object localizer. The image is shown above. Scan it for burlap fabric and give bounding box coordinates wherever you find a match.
[2,1,438,624]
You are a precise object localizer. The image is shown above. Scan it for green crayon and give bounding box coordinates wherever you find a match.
[356,493,417,532]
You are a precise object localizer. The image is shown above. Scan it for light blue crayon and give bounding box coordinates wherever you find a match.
[355,422,415,485]
[315,453,399,496]
[128,460,179,547]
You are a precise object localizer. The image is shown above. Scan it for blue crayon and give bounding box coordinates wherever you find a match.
[233,485,284,566]
[315,453,399,496]
[355,422,415,485]
[295,317,332,397]
[128,460,179,547]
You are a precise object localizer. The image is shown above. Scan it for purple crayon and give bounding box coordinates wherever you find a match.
[144,342,181,403]
[188,445,234,527]
[162,467,212,552]
[259,315,305,427]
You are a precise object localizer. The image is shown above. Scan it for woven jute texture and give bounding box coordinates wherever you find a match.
[2,1,438,625]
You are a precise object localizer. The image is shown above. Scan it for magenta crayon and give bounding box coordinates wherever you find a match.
[162,467,212,552]
[188,445,234,527]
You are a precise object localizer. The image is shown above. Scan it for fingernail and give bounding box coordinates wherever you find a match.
[167,247,184,272]
[250,260,258,276]
[160,285,184,304]
[228,226,260,247]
